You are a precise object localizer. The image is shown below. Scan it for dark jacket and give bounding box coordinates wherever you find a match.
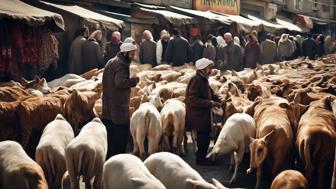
[224,42,244,71]
[191,42,204,63]
[139,39,157,67]
[202,45,216,63]
[102,53,138,125]
[302,38,317,60]
[244,40,261,68]
[185,71,219,132]
[166,36,193,66]
[82,39,104,73]
[104,41,121,63]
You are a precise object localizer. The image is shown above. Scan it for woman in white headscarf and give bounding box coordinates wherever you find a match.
[324,35,335,54]
[278,34,294,61]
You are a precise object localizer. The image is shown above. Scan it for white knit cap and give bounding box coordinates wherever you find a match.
[120,38,137,52]
[195,58,214,70]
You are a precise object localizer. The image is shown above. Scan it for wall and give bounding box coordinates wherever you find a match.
[287,0,334,19]
[241,0,277,20]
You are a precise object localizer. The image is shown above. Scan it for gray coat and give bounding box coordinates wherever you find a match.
[224,42,244,71]
[166,36,193,66]
[82,39,104,73]
[102,53,138,125]
[260,39,278,64]
[139,39,157,67]
[68,35,86,74]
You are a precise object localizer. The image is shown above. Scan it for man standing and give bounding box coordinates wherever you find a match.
[68,26,88,74]
[260,33,278,64]
[102,39,140,158]
[166,28,193,66]
[223,32,244,71]
[185,58,221,165]
[139,30,157,67]
[104,31,122,63]
[302,34,317,60]
[244,32,261,68]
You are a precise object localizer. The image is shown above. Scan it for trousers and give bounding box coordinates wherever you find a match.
[196,131,211,162]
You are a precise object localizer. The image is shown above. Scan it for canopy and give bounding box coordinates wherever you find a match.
[135,7,197,26]
[293,14,313,29]
[275,16,305,33]
[41,1,124,30]
[169,6,231,25]
[0,0,64,30]
[246,14,285,33]
[212,11,262,33]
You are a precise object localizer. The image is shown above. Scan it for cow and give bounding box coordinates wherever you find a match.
[0,140,48,189]
[18,92,68,149]
[144,152,231,189]
[102,154,166,189]
[64,90,101,134]
[130,102,162,160]
[0,101,20,141]
[247,96,296,189]
[160,99,186,155]
[65,118,107,189]
[35,114,74,189]
[296,96,336,189]
[207,113,256,183]
[270,170,308,189]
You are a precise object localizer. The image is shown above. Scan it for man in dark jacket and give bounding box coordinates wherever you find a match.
[166,28,193,66]
[104,31,122,63]
[102,39,140,158]
[302,34,317,60]
[191,35,204,64]
[185,58,221,165]
[223,32,244,71]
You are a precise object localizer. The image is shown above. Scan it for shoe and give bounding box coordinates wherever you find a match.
[196,160,217,166]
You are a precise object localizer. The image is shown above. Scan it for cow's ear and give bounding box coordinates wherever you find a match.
[211,178,226,189]
[34,75,41,82]
[263,130,274,143]
[20,77,29,87]
[131,178,145,186]
[140,93,148,103]
[298,103,309,116]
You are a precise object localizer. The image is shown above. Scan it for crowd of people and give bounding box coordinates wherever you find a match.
[68,26,336,75]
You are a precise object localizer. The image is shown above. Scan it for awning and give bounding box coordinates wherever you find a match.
[310,16,329,26]
[212,11,262,33]
[41,1,124,30]
[0,0,64,30]
[245,14,285,33]
[275,16,304,33]
[168,6,232,25]
[293,14,313,29]
[134,7,197,26]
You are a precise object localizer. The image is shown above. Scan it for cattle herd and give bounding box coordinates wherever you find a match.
[0,54,336,189]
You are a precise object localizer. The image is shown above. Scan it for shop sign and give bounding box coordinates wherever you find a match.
[194,0,240,15]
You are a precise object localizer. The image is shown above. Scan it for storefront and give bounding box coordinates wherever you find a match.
[0,0,64,82]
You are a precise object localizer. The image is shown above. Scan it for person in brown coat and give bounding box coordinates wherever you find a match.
[102,39,140,158]
[82,30,104,73]
[185,58,221,165]
[244,32,261,68]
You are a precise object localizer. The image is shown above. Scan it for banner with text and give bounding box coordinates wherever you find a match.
[194,0,240,15]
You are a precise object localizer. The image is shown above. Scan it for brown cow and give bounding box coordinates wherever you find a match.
[270,170,308,189]
[0,101,20,141]
[247,96,295,189]
[0,141,48,189]
[296,96,336,189]
[64,90,100,134]
[18,91,69,148]
[0,85,31,102]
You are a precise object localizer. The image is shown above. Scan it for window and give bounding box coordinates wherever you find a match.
[295,0,303,10]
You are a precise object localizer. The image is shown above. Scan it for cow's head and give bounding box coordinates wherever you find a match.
[279,102,309,132]
[323,96,336,117]
[247,130,274,174]
[288,89,316,105]
[21,76,51,94]
[247,84,263,101]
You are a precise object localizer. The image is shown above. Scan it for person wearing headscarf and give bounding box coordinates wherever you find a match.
[234,36,244,54]
[316,34,325,57]
[139,30,157,67]
[202,35,217,63]
[104,31,122,63]
[82,30,104,73]
[278,34,294,61]
[324,35,335,54]
[68,26,89,74]
[156,30,170,65]
[244,32,261,68]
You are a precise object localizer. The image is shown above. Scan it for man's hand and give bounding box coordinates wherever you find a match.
[211,101,221,108]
